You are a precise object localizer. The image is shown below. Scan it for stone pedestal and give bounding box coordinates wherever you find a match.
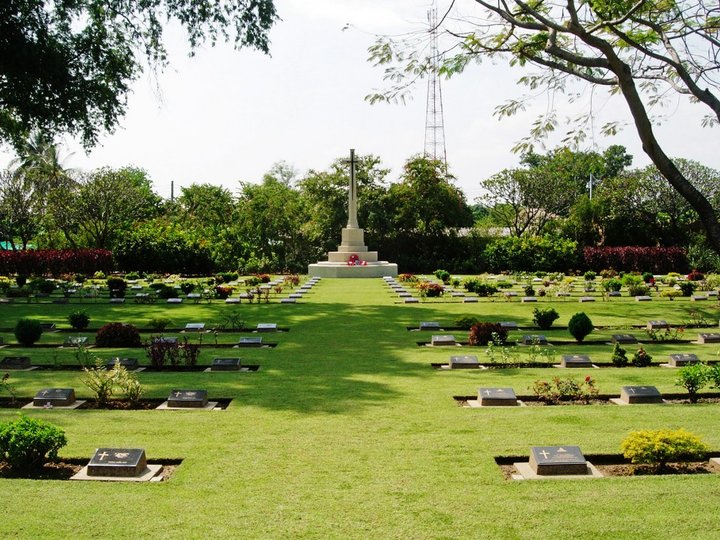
[308,226,397,278]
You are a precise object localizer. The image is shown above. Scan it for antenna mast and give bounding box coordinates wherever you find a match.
[424,5,447,167]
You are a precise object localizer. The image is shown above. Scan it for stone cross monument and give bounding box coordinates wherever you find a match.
[307,149,398,278]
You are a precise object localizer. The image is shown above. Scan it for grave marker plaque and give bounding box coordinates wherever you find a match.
[478,387,518,406]
[449,355,479,369]
[612,334,638,344]
[404,298,419,303]
[620,386,663,404]
[106,357,139,370]
[184,323,205,332]
[153,336,178,345]
[0,356,31,369]
[529,446,588,475]
[166,298,183,304]
[463,297,479,303]
[431,335,456,346]
[691,295,709,302]
[33,388,76,407]
[167,389,209,408]
[419,322,441,331]
[561,355,593,368]
[63,336,87,346]
[669,353,700,367]
[521,297,538,303]
[698,333,720,344]
[499,321,518,330]
[522,335,548,345]
[579,297,595,303]
[647,320,669,330]
[256,323,277,332]
[87,448,147,477]
[211,357,242,371]
[238,336,263,347]
[608,291,622,297]
[635,295,652,302]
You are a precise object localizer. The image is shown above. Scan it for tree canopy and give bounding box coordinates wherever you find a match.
[0,0,278,149]
[368,0,720,252]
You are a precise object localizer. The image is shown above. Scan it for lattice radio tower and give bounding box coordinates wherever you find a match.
[424,6,447,167]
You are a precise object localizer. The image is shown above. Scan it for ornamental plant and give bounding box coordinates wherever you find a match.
[530,375,599,405]
[532,307,559,330]
[106,277,127,298]
[14,318,42,346]
[676,363,711,403]
[417,282,444,298]
[463,278,497,296]
[602,278,623,292]
[678,281,697,296]
[469,322,508,346]
[67,310,90,330]
[610,343,629,367]
[621,429,708,473]
[82,359,116,406]
[632,347,653,367]
[454,316,480,329]
[95,323,142,348]
[567,312,593,342]
[0,416,67,472]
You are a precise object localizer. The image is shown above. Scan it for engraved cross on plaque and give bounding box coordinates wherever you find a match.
[539,450,550,459]
[343,148,359,229]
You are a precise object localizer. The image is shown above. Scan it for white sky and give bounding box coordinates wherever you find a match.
[1,0,718,202]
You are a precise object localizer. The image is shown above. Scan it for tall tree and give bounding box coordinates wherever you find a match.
[0,0,278,148]
[368,1,720,252]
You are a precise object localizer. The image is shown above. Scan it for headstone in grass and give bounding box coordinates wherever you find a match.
[225,298,241,304]
[612,334,637,344]
[522,335,547,345]
[238,336,263,347]
[669,353,700,367]
[256,323,277,332]
[499,321,518,330]
[478,387,518,406]
[281,298,296,304]
[698,333,720,344]
[33,388,76,407]
[620,386,663,404]
[529,446,588,475]
[635,296,652,302]
[153,336,178,345]
[647,320,669,330]
[463,297,478,303]
[87,448,148,477]
[579,296,595,303]
[184,323,205,332]
[398,292,412,298]
[521,297,538,303]
[289,293,303,299]
[691,295,708,301]
[419,321,441,331]
[0,356,31,369]
[64,336,87,347]
[211,357,242,371]
[431,335,456,346]
[608,291,622,297]
[109,298,125,304]
[404,298,419,303]
[106,357,139,370]
[449,355,479,369]
[167,298,183,304]
[561,355,593,368]
[167,389,208,408]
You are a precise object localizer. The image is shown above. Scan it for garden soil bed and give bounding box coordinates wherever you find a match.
[0,458,181,481]
[454,393,720,406]
[495,454,720,480]
[0,398,233,409]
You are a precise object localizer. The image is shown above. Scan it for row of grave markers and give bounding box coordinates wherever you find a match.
[468,385,662,406]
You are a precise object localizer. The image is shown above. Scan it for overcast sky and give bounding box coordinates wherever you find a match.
[1,0,718,202]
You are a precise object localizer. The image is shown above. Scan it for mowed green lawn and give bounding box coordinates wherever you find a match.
[1,278,720,539]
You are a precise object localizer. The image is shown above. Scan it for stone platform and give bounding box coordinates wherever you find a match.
[307,261,398,278]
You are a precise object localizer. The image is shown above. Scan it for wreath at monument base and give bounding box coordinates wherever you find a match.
[347,254,367,266]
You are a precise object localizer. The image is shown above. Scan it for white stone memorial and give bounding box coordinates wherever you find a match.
[308,149,398,278]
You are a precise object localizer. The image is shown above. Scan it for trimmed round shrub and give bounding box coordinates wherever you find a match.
[68,310,90,330]
[14,318,42,346]
[568,312,593,342]
[678,281,697,296]
[106,277,127,298]
[455,316,481,329]
[31,279,56,294]
[179,281,196,295]
[156,285,179,299]
[469,322,508,346]
[532,308,559,330]
[621,429,708,472]
[95,323,142,348]
[0,416,67,472]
